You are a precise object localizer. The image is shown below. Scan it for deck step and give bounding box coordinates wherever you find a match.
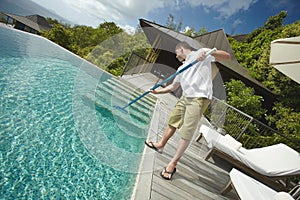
[96,77,156,114]
[81,93,149,135]
[106,78,156,104]
[97,83,154,111]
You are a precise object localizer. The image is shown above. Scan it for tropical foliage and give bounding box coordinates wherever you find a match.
[228,11,300,144]
[224,79,266,120]
[41,21,150,75]
[166,14,207,37]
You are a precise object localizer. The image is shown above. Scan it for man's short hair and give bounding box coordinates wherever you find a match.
[175,42,192,51]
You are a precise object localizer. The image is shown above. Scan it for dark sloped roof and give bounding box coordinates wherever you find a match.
[194,29,237,61]
[193,29,272,91]
[3,13,51,32]
[140,19,204,52]
[25,14,52,31]
[229,34,248,42]
[139,18,275,98]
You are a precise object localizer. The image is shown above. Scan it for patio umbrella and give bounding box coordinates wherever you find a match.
[269,36,300,84]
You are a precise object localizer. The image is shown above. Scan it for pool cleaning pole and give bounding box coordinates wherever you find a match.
[114,48,217,113]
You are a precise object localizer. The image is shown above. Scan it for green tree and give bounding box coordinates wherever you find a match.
[42,19,151,76]
[228,11,300,145]
[107,55,128,75]
[225,79,266,119]
[245,11,287,42]
[183,27,196,37]
[264,10,287,30]
[70,25,96,48]
[45,18,61,26]
[182,27,207,37]
[166,14,182,31]
[98,22,123,36]
[41,24,71,50]
[266,103,300,142]
[198,27,208,35]
[84,30,150,76]
[229,12,300,111]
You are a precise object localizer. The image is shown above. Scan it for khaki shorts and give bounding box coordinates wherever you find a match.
[168,96,211,140]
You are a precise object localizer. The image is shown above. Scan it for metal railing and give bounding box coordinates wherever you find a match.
[205,97,300,151]
[121,52,183,96]
[121,54,300,151]
[121,53,153,76]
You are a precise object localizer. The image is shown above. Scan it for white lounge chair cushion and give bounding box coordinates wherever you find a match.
[230,168,276,200]
[200,125,300,176]
[199,125,241,150]
[219,134,242,151]
[273,192,294,200]
[199,125,220,148]
[230,168,294,200]
[245,143,300,176]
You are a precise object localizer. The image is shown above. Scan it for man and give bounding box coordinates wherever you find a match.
[145,42,231,180]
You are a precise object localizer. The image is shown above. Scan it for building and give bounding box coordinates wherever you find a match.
[0,12,51,34]
[123,19,277,110]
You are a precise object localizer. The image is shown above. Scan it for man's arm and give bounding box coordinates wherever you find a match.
[212,50,231,61]
[150,81,180,94]
[198,49,231,62]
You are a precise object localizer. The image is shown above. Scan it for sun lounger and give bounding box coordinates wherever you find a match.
[222,168,295,200]
[198,125,300,191]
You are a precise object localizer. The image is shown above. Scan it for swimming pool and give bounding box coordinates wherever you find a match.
[0,26,155,199]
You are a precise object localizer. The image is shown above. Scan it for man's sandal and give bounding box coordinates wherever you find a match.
[160,167,176,180]
[145,141,162,154]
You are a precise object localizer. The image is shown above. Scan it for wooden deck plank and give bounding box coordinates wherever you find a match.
[148,136,236,200]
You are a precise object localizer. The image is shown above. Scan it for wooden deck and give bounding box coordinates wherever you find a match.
[123,73,238,200]
[131,103,237,200]
[150,140,238,200]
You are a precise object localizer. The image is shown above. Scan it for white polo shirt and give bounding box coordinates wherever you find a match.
[173,48,215,99]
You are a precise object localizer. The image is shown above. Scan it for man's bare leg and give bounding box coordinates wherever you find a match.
[161,138,191,179]
[145,125,176,150]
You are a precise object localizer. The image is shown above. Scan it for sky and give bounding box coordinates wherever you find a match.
[30,0,299,35]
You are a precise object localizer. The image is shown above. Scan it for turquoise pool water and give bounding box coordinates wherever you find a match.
[0,26,154,199]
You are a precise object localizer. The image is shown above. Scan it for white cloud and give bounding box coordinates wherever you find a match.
[230,18,243,34]
[182,0,257,19]
[182,26,192,32]
[233,19,243,28]
[31,0,168,27]
[31,0,257,32]
[59,0,167,26]
[119,24,136,35]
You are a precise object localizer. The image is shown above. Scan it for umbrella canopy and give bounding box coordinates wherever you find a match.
[270,36,300,84]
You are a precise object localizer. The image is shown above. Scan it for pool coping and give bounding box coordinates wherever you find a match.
[130,99,160,200]
[130,91,179,200]
[121,73,179,200]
